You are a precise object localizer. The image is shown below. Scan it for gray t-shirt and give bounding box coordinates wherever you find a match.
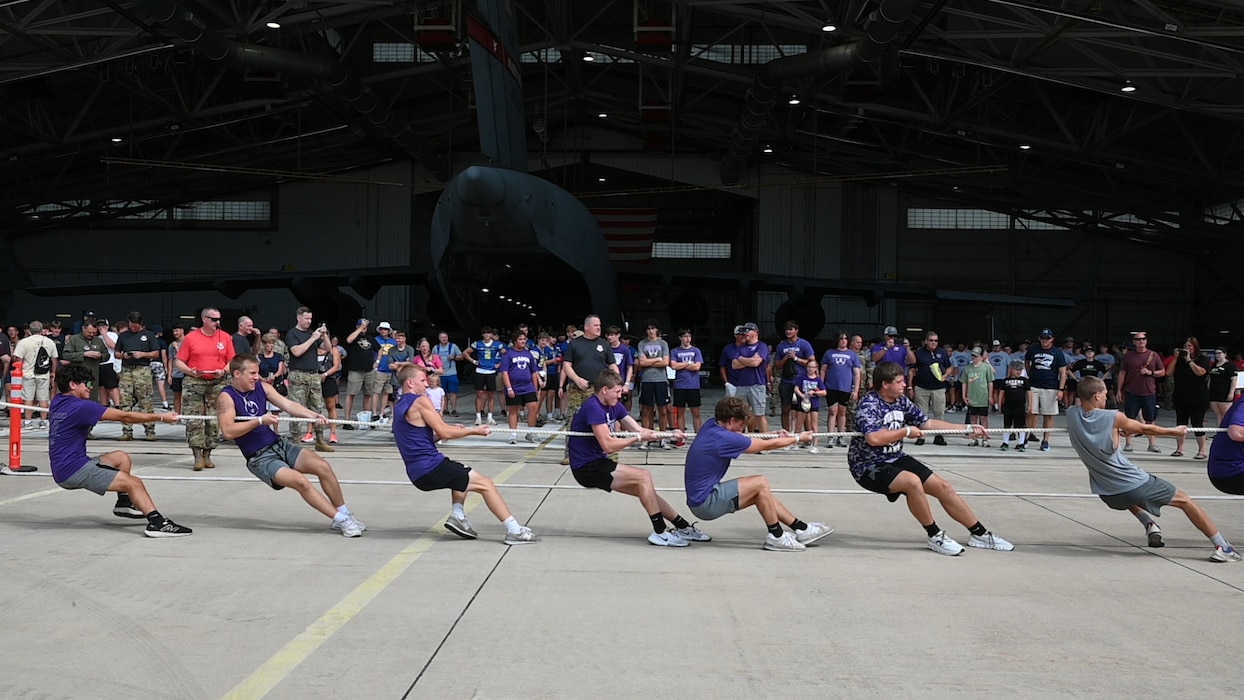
[1066,407,1150,496]
[636,338,670,383]
[564,335,615,386]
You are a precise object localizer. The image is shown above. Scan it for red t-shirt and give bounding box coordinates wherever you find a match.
[1120,349,1162,397]
[179,329,236,374]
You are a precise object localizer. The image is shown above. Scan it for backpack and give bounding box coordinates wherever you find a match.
[33,343,52,375]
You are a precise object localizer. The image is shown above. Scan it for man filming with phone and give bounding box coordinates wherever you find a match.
[285,306,335,452]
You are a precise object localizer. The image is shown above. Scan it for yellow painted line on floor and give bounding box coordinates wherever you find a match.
[220,439,554,700]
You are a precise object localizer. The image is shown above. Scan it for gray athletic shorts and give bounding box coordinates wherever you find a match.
[739,384,766,415]
[1099,475,1176,516]
[245,438,304,491]
[689,479,741,521]
[57,458,120,495]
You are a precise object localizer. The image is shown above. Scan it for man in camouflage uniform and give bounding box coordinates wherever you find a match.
[173,308,235,470]
[116,311,162,441]
[845,334,875,435]
[284,306,334,452]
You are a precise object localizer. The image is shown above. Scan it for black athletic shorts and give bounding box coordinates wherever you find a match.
[171,377,184,393]
[671,388,701,408]
[475,373,498,392]
[506,391,538,406]
[639,381,671,407]
[854,455,934,503]
[321,377,340,399]
[824,389,850,407]
[411,457,472,492]
[571,458,617,492]
[98,364,119,390]
[778,382,797,406]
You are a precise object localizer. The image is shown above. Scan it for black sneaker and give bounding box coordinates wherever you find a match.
[933,435,948,446]
[450,410,459,417]
[343,424,355,430]
[113,502,145,518]
[145,519,193,537]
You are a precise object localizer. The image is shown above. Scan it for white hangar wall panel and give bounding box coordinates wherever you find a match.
[10,163,417,332]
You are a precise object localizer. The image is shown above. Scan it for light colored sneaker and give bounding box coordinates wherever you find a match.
[487,415,497,425]
[794,522,834,546]
[474,415,482,426]
[927,530,965,556]
[647,531,689,547]
[670,524,712,542]
[509,434,518,445]
[967,532,1014,551]
[1146,444,1162,453]
[504,527,541,545]
[1146,523,1164,548]
[525,432,539,443]
[1122,443,1133,452]
[1211,545,1242,563]
[763,532,806,552]
[808,446,820,454]
[444,514,478,539]
[332,514,367,533]
[338,518,364,537]
[660,439,673,450]
[636,441,650,451]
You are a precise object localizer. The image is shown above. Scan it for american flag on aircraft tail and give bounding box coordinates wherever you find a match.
[592,208,656,263]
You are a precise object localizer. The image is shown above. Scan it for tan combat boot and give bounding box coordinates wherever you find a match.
[202,449,216,469]
[192,448,205,471]
[315,436,335,453]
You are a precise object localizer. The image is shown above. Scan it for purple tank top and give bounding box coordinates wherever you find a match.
[221,385,280,457]
[392,392,445,481]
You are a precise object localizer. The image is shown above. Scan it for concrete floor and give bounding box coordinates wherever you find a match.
[2,397,1242,699]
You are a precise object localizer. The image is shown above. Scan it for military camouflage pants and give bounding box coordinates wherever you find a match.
[287,370,326,439]
[183,376,226,449]
[119,367,155,437]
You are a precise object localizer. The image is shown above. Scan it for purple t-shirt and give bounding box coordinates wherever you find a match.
[775,338,815,385]
[47,393,108,483]
[1208,399,1244,479]
[871,343,909,366]
[568,395,630,468]
[392,392,445,481]
[671,346,704,390]
[221,385,280,457]
[798,376,827,412]
[847,391,929,479]
[820,348,862,393]
[720,341,769,386]
[500,348,540,395]
[683,418,752,507]
[609,344,633,385]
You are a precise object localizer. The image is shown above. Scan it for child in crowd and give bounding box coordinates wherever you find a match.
[791,360,827,453]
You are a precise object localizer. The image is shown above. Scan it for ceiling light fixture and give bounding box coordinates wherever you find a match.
[821,22,837,32]
[788,95,801,105]
[1019,144,1032,150]
[762,145,774,154]
[111,137,123,143]
[482,288,490,293]
[583,54,595,62]
[598,112,607,118]
[1120,81,1136,93]
[266,21,281,29]
[598,177,607,182]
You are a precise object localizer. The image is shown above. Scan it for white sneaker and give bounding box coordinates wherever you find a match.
[660,438,672,450]
[509,433,518,445]
[336,517,363,537]
[967,532,1014,551]
[636,441,650,451]
[487,415,497,425]
[670,523,711,542]
[927,530,965,556]
[525,432,539,443]
[331,514,367,534]
[474,415,482,426]
[763,532,806,552]
[794,522,834,546]
[808,446,820,454]
[647,531,689,547]
[21,420,32,429]
[1211,545,1242,563]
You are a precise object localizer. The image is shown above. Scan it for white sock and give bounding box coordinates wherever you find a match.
[452,503,466,520]
[337,505,351,517]
[503,516,522,535]
[333,511,349,523]
[1211,533,1229,549]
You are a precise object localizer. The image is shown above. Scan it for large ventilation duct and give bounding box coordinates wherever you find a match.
[719,0,919,185]
[140,0,444,179]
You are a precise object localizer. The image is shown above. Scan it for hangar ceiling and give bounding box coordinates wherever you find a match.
[2,0,1243,251]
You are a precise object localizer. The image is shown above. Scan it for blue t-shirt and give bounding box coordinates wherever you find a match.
[540,344,561,377]
[1025,345,1066,389]
[568,395,630,468]
[775,338,815,384]
[392,392,444,481]
[435,342,461,377]
[500,348,540,395]
[820,348,861,393]
[950,350,972,379]
[1208,399,1244,479]
[671,346,704,390]
[374,336,398,373]
[221,385,280,457]
[472,340,507,373]
[847,391,928,479]
[47,393,108,483]
[683,419,752,507]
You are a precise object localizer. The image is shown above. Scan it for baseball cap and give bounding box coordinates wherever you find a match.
[1039,328,1054,338]
[884,325,898,336]
[1009,359,1025,370]
[378,321,392,330]
[742,322,759,332]
[571,330,584,338]
[733,325,746,335]
[94,318,109,326]
[971,346,983,356]
[83,311,96,318]
[992,339,1001,347]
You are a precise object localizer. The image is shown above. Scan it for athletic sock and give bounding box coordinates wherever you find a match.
[670,515,691,530]
[767,522,784,538]
[337,505,352,517]
[115,492,133,507]
[145,510,165,526]
[452,503,466,520]
[649,513,667,535]
[502,516,522,535]
[332,512,350,524]
[923,522,942,538]
[968,522,988,537]
[1211,533,1229,549]
[475,412,482,422]
[1132,509,1157,527]
[790,518,808,532]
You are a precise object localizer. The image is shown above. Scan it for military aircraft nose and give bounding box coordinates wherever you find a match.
[455,165,507,207]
